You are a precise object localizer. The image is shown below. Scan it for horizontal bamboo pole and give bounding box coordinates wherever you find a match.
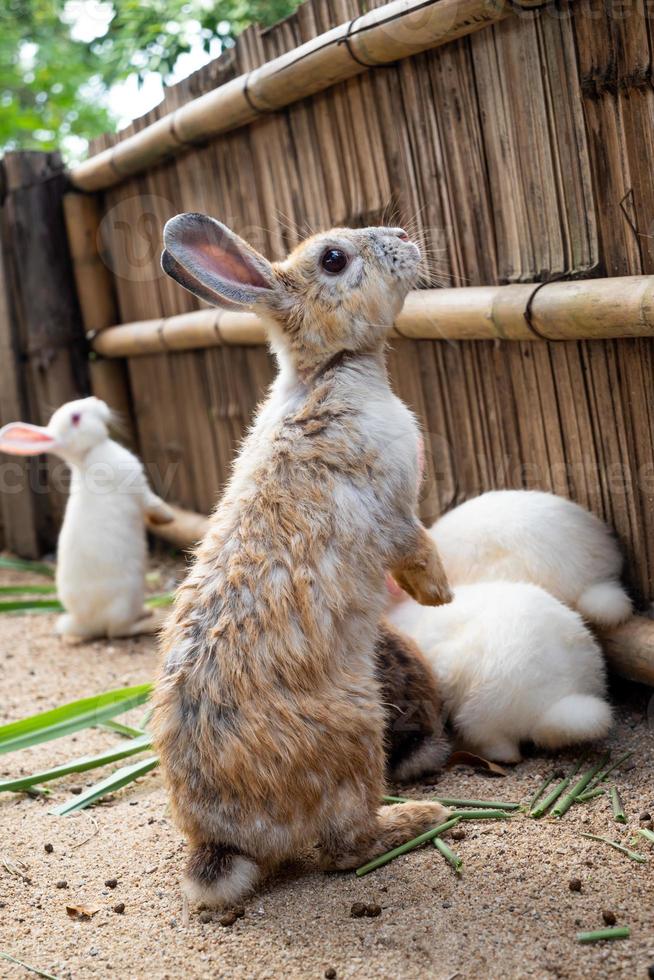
[92,276,654,357]
[69,0,543,192]
[148,498,654,686]
[146,503,209,549]
[598,617,654,688]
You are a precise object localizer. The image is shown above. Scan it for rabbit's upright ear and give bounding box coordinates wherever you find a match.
[0,422,58,456]
[162,213,278,309]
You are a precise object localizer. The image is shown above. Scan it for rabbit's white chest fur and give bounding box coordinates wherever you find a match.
[56,441,148,628]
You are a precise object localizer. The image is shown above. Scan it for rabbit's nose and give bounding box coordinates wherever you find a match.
[396,229,409,241]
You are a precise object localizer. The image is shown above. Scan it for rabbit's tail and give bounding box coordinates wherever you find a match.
[532,695,612,750]
[183,843,262,908]
[577,581,632,628]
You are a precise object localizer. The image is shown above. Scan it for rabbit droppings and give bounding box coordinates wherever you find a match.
[0,397,173,638]
[388,581,612,764]
[152,214,452,907]
[430,490,631,628]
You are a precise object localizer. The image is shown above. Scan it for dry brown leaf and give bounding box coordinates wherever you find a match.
[445,751,509,777]
[66,904,100,920]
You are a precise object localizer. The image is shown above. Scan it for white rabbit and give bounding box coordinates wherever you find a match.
[0,397,173,638]
[429,490,631,628]
[387,581,612,763]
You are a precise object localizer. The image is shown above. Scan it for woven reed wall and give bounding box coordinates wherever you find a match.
[88,0,654,604]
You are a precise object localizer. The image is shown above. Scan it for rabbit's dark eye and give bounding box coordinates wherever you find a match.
[321,248,348,275]
[71,413,81,427]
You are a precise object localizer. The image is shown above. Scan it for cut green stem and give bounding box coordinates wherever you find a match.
[356,817,461,877]
[528,773,556,814]
[580,833,646,864]
[432,837,462,873]
[451,809,512,821]
[577,927,630,943]
[530,758,584,819]
[610,786,627,824]
[576,788,606,804]
[552,755,610,818]
[587,752,634,792]
[635,828,654,846]
[381,795,519,810]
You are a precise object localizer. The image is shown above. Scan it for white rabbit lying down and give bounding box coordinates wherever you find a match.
[0,397,174,639]
[387,581,612,763]
[430,490,631,628]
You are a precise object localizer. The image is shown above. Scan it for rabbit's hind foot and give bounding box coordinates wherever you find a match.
[319,800,451,871]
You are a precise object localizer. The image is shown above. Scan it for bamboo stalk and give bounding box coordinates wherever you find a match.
[68,0,540,192]
[91,276,654,358]
[62,191,138,450]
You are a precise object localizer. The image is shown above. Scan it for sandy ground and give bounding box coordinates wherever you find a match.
[1,560,653,980]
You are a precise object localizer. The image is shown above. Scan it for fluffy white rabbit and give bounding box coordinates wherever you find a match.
[429,490,631,628]
[387,581,612,763]
[0,397,173,638]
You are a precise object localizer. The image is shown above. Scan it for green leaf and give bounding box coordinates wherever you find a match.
[50,756,159,816]
[100,720,146,739]
[0,598,63,613]
[0,584,57,595]
[0,734,152,793]
[0,684,153,755]
[145,592,175,608]
[0,556,55,578]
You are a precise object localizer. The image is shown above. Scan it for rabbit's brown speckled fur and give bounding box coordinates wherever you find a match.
[152,215,451,907]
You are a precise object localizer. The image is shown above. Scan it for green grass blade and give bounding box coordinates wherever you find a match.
[49,756,159,815]
[0,684,153,755]
[144,592,175,608]
[0,556,55,578]
[99,720,146,739]
[552,755,610,818]
[0,950,61,979]
[0,598,63,613]
[580,833,647,863]
[432,836,463,873]
[0,734,152,793]
[381,795,519,810]
[0,584,57,595]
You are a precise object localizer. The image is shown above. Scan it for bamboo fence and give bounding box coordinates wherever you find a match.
[55,0,654,620]
[69,0,543,192]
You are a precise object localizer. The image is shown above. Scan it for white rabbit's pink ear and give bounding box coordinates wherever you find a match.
[162,213,278,309]
[0,423,58,456]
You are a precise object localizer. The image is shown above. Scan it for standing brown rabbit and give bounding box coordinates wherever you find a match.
[152,214,452,907]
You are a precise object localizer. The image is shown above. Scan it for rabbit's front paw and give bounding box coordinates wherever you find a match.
[393,527,452,607]
[394,560,452,607]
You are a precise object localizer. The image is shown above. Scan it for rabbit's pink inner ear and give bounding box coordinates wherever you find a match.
[0,423,57,456]
[163,214,276,307]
